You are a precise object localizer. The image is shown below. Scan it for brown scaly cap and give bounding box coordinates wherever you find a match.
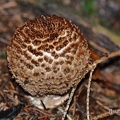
[7,15,91,97]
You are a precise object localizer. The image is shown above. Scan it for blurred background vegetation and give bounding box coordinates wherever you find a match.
[22,0,120,44]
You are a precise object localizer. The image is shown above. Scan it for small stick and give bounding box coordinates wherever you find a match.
[62,50,120,120]
[86,50,120,120]
[96,100,110,111]
[86,67,96,120]
[94,50,120,65]
[93,108,120,120]
[62,87,76,120]
[58,107,72,120]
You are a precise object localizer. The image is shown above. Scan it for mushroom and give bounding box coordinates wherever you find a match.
[7,15,91,109]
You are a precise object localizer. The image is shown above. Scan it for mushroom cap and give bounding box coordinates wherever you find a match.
[7,15,91,97]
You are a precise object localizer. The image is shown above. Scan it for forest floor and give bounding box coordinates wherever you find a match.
[0,0,120,120]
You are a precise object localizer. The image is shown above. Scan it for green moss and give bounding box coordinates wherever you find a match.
[81,0,96,16]
[0,52,7,59]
